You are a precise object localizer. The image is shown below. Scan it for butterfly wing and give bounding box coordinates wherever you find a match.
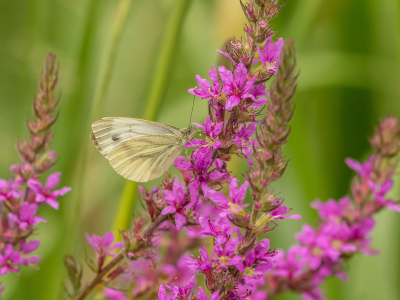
[107,134,184,182]
[91,117,181,158]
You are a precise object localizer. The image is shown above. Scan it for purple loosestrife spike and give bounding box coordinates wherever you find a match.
[260,118,400,299]
[0,54,67,295]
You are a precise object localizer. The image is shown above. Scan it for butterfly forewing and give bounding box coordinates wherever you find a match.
[91,117,182,158]
[108,134,183,182]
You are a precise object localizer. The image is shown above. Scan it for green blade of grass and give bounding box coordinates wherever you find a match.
[112,0,193,236]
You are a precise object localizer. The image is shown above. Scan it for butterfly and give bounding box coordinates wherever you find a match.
[90,117,197,182]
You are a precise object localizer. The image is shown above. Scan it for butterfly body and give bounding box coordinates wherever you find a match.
[91,117,196,182]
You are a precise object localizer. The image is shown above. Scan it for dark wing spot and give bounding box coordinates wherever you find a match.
[112,134,120,141]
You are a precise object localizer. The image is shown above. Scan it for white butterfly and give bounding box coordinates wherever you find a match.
[90,117,197,182]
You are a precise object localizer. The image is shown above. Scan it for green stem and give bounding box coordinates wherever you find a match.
[112,0,193,236]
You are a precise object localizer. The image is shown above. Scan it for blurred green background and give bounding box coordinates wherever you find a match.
[0,0,399,299]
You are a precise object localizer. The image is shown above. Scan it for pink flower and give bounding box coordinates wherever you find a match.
[197,216,239,245]
[0,244,24,275]
[0,178,21,201]
[269,205,301,220]
[197,286,219,300]
[19,239,40,265]
[273,246,309,278]
[191,116,224,149]
[253,37,284,73]
[348,218,377,256]
[215,238,242,269]
[176,147,228,203]
[218,63,257,111]
[345,155,374,180]
[184,246,213,272]
[311,197,351,222]
[8,202,46,230]
[104,288,128,300]
[232,122,258,165]
[254,238,276,266]
[165,276,196,299]
[319,222,357,261]
[368,180,400,212]
[85,232,123,269]
[27,172,71,209]
[216,178,249,216]
[158,284,178,300]
[188,66,221,100]
[161,178,194,230]
[296,225,331,270]
[235,249,275,281]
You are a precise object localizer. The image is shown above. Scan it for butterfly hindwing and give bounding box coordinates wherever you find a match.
[107,134,184,182]
[91,117,181,158]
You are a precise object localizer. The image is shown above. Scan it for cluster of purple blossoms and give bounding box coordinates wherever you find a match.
[0,54,71,297]
[73,1,400,300]
[248,118,400,300]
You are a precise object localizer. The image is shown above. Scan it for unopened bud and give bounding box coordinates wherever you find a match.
[258,21,267,28]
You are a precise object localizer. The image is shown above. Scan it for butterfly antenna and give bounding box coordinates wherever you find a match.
[189,94,196,127]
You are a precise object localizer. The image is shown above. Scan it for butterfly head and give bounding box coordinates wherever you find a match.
[180,126,197,142]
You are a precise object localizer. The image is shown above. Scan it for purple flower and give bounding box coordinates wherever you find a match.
[176,147,227,203]
[217,178,249,216]
[311,197,351,222]
[273,246,309,278]
[188,66,220,100]
[197,286,219,300]
[197,216,239,244]
[345,155,374,180]
[188,63,268,111]
[253,37,284,73]
[27,172,71,209]
[9,202,46,230]
[18,239,40,265]
[0,244,24,275]
[165,276,196,299]
[269,205,301,221]
[191,116,224,149]
[0,178,21,201]
[235,249,274,281]
[348,218,377,255]
[218,63,257,111]
[215,238,242,269]
[319,222,357,261]
[184,246,213,272]
[158,284,178,300]
[254,238,276,266]
[296,225,331,270]
[104,288,128,300]
[86,232,123,269]
[249,84,269,109]
[232,122,258,165]
[302,288,326,300]
[161,178,194,230]
[368,180,400,212]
